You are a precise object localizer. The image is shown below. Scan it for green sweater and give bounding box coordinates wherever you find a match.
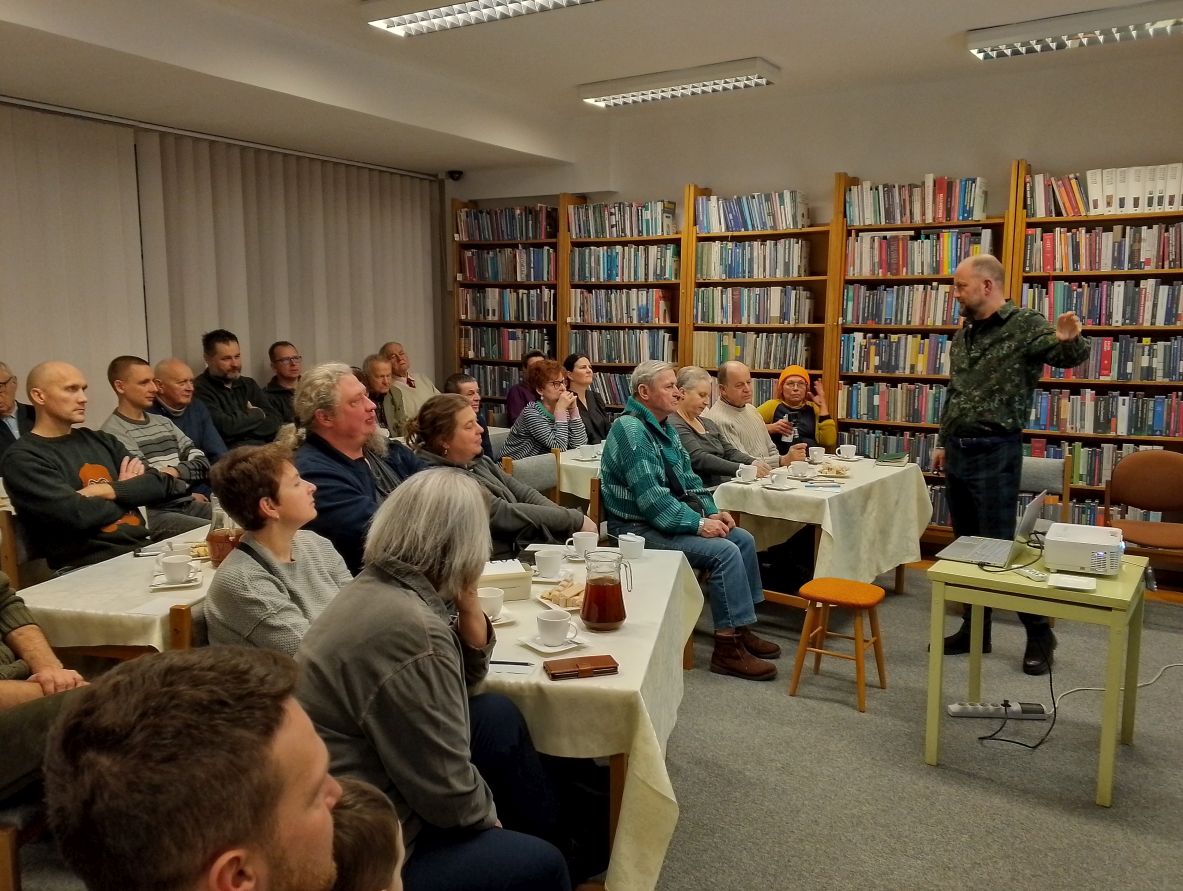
[0,570,36,680]
[600,397,716,534]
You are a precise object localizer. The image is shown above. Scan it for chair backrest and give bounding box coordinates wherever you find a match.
[1020,455,1072,522]
[588,476,602,526]
[1106,449,1183,515]
[488,427,512,461]
[499,449,560,503]
[0,509,48,590]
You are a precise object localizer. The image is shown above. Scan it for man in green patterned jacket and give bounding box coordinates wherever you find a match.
[933,254,1089,675]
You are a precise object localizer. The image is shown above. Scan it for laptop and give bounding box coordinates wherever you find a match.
[936,490,1048,568]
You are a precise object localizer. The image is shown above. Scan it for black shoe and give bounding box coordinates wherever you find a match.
[1023,631,1057,675]
[940,623,992,655]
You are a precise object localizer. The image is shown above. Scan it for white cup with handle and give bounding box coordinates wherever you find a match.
[535,549,563,579]
[733,464,757,483]
[618,533,645,559]
[577,444,596,460]
[158,554,194,584]
[565,531,598,558]
[808,446,825,464]
[477,587,504,620]
[537,610,578,646]
[837,444,857,459]
[789,461,812,479]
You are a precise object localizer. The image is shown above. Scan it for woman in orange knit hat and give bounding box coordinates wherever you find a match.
[756,364,837,455]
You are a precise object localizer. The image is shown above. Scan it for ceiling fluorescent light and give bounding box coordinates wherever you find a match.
[579,58,779,108]
[967,0,1183,60]
[369,0,599,37]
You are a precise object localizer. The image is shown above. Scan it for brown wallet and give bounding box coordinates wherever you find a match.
[543,654,620,681]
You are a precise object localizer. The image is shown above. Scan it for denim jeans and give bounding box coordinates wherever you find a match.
[609,520,763,630]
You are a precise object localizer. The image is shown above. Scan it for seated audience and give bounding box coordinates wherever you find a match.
[206,444,352,655]
[0,360,34,461]
[285,362,424,572]
[502,359,587,460]
[380,341,440,420]
[264,340,303,424]
[362,353,407,438]
[505,349,547,424]
[703,360,797,467]
[1,569,87,803]
[413,394,592,558]
[297,469,571,891]
[672,365,779,486]
[150,357,228,468]
[756,364,837,454]
[0,361,175,568]
[45,646,343,891]
[332,777,406,891]
[443,372,493,458]
[600,361,778,681]
[101,355,212,536]
[194,328,283,448]
[562,352,611,444]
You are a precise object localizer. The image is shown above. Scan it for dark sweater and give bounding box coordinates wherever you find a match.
[263,377,297,425]
[193,370,282,448]
[0,428,172,568]
[0,403,34,462]
[148,398,228,463]
[578,388,612,445]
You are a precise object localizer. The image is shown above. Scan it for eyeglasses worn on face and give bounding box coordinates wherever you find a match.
[547,380,566,388]
[274,356,302,365]
[0,377,15,389]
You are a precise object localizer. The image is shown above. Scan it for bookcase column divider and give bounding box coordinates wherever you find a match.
[824,172,852,414]
[680,183,709,369]
[556,193,582,361]
[1005,159,1028,298]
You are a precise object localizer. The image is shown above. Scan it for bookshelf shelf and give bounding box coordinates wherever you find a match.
[461,357,526,366]
[460,318,557,327]
[695,275,828,285]
[1076,325,1183,333]
[1038,377,1182,387]
[456,238,556,247]
[696,225,830,240]
[840,419,939,430]
[1025,211,1183,225]
[840,324,961,332]
[843,274,956,283]
[567,321,677,329]
[1021,269,1183,279]
[693,323,825,331]
[570,280,679,287]
[839,371,951,381]
[457,280,557,287]
[570,234,681,245]
[1024,429,1183,443]
[846,217,1004,232]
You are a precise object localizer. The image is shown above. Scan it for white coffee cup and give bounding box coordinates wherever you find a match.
[618,533,645,559]
[535,549,563,578]
[159,554,193,584]
[789,461,811,479]
[537,610,578,646]
[837,444,857,459]
[565,531,598,558]
[477,587,504,620]
[768,467,791,487]
[808,446,825,464]
[577,444,596,460]
[734,464,757,483]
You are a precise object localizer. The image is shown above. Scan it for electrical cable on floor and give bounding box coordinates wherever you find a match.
[978,633,1058,750]
[1055,662,1183,709]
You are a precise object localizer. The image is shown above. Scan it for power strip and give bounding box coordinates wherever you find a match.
[946,701,1050,720]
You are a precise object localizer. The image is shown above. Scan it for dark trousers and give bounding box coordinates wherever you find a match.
[0,688,81,802]
[946,437,1049,635]
[403,693,571,891]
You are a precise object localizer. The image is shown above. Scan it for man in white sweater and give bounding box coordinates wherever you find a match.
[703,362,800,467]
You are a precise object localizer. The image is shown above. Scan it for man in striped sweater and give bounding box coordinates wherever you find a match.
[101,355,212,537]
[599,360,779,681]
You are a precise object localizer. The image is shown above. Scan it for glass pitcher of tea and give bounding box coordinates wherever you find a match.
[581,550,631,632]
[205,495,243,567]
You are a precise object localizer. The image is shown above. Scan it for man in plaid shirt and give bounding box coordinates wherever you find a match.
[600,360,780,681]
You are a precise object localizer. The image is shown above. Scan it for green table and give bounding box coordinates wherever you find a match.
[924,550,1147,806]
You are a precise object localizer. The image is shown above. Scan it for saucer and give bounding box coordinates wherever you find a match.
[532,573,567,585]
[535,593,581,612]
[150,571,201,590]
[835,455,862,462]
[490,608,515,627]
[564,552,587,563]
[519,634,587,655]
[571,455,600,463]
[729,478,761,485]
[766,482,795,491]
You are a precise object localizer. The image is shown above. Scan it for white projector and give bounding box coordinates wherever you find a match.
[1042,523,1124,576]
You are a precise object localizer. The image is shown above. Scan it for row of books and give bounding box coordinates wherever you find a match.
[463,363,520,400]
[837,428,940,471]
[1017,279,1182,326]
[590,373,632,408]
[695,238,811,279]
[926,487,1069,528]
[845,175,987,226]
[1025,165,1183,217]
[567,200,677,238]
[1025,440,1161,486]
[458,287,555,323]
[567,330,675,364]
[838,332,951,376]
[1028,388,1182,437]
[1044,335,1183,383]
[695,190,810,234]
[569,289,673,325]
[569,245,679,283]
[456,205,556,241]
[459,327,550,361]
[1022,223,1182,273]
[692,286,815,325]
[691,332,811,372]
[459,247,555,283]
[845,228,994,277]
[837,382,947,426]
[841,283,960,326]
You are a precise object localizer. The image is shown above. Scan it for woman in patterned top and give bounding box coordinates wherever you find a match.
[501,359,587,460]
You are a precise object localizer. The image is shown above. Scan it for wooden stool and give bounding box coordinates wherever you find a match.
[789,578,886,712]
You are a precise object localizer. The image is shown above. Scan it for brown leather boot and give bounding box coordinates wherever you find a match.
[738,625,781,659]
[710,630,777,681]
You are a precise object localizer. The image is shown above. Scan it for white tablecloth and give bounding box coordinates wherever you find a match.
[557,449,601,500]
[714,461,932,583]
[20,528,213,651]
[484,549,703,891]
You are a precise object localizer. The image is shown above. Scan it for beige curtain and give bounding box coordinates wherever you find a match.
[0,105,145,418]
[136,132,441,382]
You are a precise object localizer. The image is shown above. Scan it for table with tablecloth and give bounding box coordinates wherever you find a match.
[557,449,601,500]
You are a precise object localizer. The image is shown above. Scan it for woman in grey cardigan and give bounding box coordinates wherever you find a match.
[206,444,352,655]
[670,366,765,487]
[411,394,595,557]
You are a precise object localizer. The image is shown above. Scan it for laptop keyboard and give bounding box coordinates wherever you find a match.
[962,539,1012,565]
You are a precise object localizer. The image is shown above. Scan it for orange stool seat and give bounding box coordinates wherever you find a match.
[790,578,886,712]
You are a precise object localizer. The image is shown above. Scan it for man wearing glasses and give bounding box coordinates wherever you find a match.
[264,341,303,425]
[0,362,34,462]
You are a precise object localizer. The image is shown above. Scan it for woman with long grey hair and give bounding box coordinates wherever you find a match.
[295,468,571,891]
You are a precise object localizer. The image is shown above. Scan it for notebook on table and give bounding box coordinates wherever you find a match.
[936,490,1047,568]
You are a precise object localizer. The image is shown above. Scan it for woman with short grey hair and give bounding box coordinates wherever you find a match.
[296,469,570,891]
[670,365,771,487]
